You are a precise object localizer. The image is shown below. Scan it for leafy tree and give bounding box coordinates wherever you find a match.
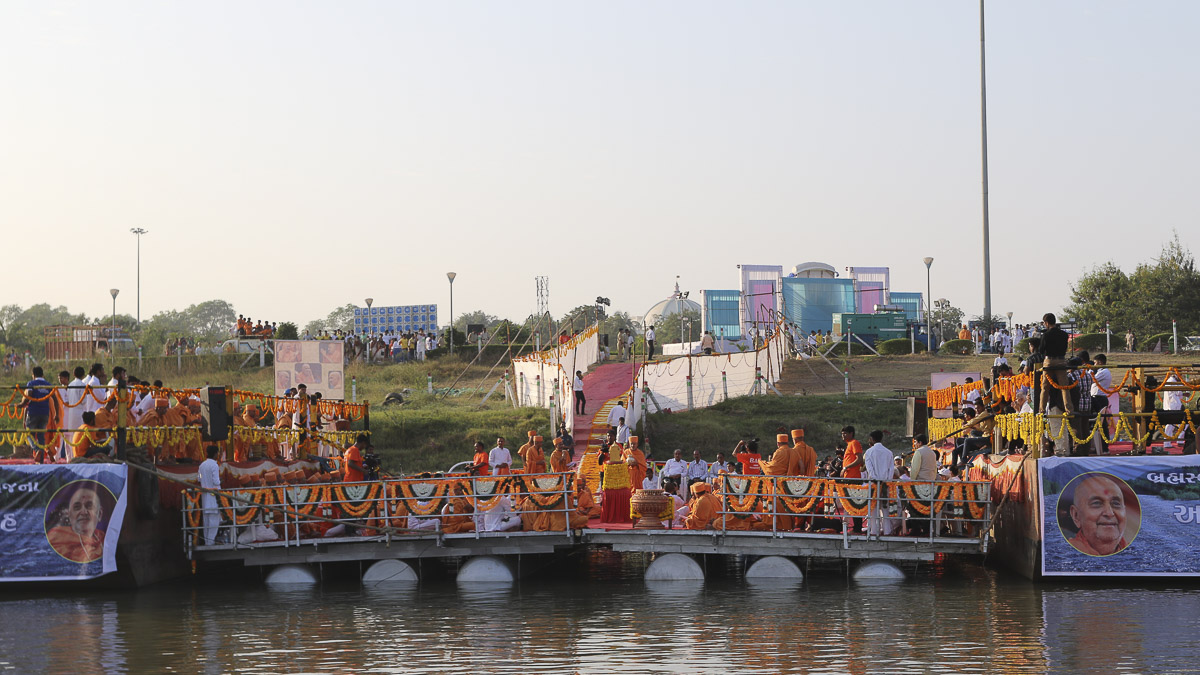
[1064,235,1200,337]
[0,303,90,354]
[930,304,965,343]
[970,314,1008,335]
[454,310,500,332]
[276,322,299,340]
[656,309,702,344]
[600,311,635,339]
[493,319,529,345]
[187,300,237,338]
[559,304,604,335]
[324,304,356,333]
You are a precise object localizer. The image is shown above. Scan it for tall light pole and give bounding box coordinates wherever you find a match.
[1007,311,1013,330]
[980,0,993,330]
[923,257,934,353]
[364,298,373,336]
[129,228,147,327]
[446,272,456,355]
[109,289,119,347]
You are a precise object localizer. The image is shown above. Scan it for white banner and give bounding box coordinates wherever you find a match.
[511,325,601,434]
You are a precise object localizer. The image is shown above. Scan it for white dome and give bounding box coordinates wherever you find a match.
[644,296,701,327]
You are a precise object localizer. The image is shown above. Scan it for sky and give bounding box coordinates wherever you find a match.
[2,1,1196,329]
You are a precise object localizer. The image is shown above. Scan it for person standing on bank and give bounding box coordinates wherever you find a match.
[574,370,586,415]
[645,325,656,359]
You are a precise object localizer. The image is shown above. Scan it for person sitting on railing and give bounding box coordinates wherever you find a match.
[72,411,109,459]
[684,482,721,530]
[441,484,476,533]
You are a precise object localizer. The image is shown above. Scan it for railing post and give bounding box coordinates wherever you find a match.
[686,375,694,410]
[1173,319,1179,354]
[352,375,357,403]
[721,370,728,402]
[427,373,433,394]
[177,350,182,372]
[259,343,265,368]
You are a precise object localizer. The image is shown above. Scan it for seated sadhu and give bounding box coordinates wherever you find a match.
[684,482,723,530]
[574,481,601,520]
[440,485,476,534]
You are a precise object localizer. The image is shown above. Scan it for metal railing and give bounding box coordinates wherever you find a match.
[711,475,991,551]
[181,471,577,557]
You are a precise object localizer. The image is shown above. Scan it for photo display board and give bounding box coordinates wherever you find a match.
[273,340,345,400]
[353,304,438,334]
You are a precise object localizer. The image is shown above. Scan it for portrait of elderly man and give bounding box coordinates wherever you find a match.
[46,482,113,563]
[1064,473,1137,557]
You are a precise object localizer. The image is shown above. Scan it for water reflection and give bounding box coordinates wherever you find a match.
[5,561,1200,673]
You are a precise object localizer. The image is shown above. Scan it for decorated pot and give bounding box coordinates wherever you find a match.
[631,489,670,529]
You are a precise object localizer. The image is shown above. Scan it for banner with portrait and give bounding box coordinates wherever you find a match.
[1040,455,1200,576]
[0,464,129,582]
[273,340,345,400]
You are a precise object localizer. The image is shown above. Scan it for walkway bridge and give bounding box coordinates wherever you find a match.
[182,471,992,584]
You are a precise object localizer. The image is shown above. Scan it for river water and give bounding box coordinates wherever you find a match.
[2,555,1199,674]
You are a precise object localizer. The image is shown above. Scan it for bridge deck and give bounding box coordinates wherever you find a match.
[194,528,983,567]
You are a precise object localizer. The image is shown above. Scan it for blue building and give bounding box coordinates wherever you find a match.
[781,277,856,334]
[700,290,742,340]
[890,292,924,324]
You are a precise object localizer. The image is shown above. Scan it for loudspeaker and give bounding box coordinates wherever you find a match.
[906,396,928,437]
[199,386,231,441]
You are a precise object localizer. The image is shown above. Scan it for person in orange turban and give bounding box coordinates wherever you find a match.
[684,482,722,529]
[549,437,568,473]
[525,436,547,474]
[621,435,647,489]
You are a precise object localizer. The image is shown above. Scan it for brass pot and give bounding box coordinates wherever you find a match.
[631,488,670,529]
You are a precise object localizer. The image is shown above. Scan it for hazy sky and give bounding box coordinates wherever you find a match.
[2,1,1195,328]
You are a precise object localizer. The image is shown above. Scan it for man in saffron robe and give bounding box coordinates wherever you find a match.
[549,438,568,473]
[791,429,817,477]
[684,482,722,530]
[469,441,490,476]
[1067,474,1131,556]
[517,430,537,472]
[758,433,797,530]
[47,484,107,563]
[622,436,647,489]
[574,481,602,521]
[440,485,476,533]
[525,436,547,474]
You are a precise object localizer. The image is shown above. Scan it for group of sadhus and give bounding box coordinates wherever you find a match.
[235,316,276,339]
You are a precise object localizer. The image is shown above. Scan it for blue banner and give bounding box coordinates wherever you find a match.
[0,464,129,582]
[1040,455,1200,576]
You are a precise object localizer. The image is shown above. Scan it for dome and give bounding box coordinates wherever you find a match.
[644,282,702,327]
[791,261,837,278]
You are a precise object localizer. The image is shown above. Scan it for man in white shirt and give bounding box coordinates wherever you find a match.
[1090,354,1118,436]
[909,434,938,482]
[476,494,521,532]
[606,399,627,433]
[63,366,87,459]
[574,370,586,415]
[645,326,656,359]
[685,449,709,492]
[707,451,731,479]
[488,437,512,476]
[1163,372,1186,449]
[863,430,896,536]
[82,363,106,414]
[661,449,688,498]
[700,331,715,355]
[198,445,222,545]
[416,331,427,361]
[615,417,631,445]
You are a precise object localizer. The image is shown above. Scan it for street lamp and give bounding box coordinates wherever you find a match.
[923,257,934,353]
[446,272,457,354]
[109,288,119,348]
[129,228,147,327]
[1006,311,1013,329]
[364,298,373,336]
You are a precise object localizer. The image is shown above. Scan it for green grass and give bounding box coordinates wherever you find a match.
[643,393,908,464]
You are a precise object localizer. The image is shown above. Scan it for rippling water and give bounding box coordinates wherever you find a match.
[3,554,1200,674]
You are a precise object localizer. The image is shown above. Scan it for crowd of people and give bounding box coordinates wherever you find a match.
[235,316,278,339]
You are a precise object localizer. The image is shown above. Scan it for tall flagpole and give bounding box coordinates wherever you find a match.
[980,0,993,326]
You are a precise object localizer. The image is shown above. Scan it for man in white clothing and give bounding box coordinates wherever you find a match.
[82,363,106,414]
[489,437,512,476]
[198,445,222,545]
[62,366,87,460]
[1163,372,1186,449]
[685,449,709,492]
[909,434,938,482]
[661,449,689,498]
[645,326,656,359]
[615,418,631,445]
[863,431,896,536]
[573,370,586,415]
[476,494,522,532]
[606,399,627,434]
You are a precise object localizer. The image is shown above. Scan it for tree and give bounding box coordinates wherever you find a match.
[1064,235,1200,337]
[454,310,500,332]
[186,300,237,338]
[656,309,701,344]
[970,314,1008,334]
[600,311,635,340]
[493,319,529,345]
[276,322,299,340]
[931,304,965,343]
[559,304,605,334]
[0,303,90,354]
[324,304,356,333]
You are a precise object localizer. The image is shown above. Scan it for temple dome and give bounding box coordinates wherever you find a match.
[644,282,702,327]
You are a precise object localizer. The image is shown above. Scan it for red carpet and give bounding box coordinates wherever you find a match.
[571,361,638,462]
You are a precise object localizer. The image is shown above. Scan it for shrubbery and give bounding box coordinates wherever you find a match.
[939,339,975,355]
[877,338,926,355]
